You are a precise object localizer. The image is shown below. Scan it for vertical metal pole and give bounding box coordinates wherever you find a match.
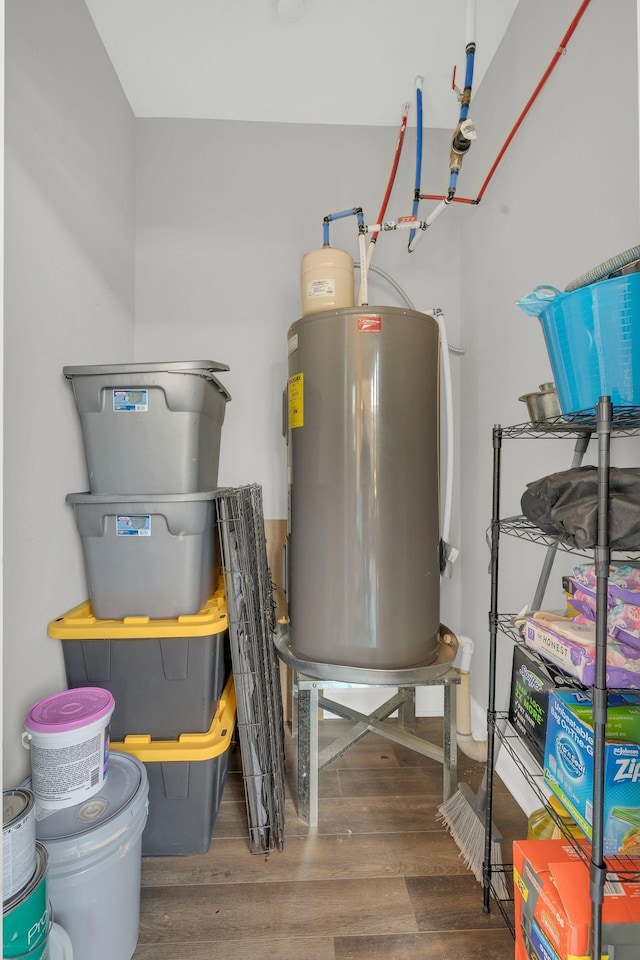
[398,686,417,731]
[443,678,458,803]
[483,424,502,912]
[308,684,320,827]
[296,685,311,823]
[590,398,611,960]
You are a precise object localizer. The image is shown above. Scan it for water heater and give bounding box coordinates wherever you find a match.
[286,305,440,672]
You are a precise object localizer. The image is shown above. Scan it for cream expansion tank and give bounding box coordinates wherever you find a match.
[286,305,441,671]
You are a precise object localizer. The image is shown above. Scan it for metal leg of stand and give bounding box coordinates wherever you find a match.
[296,675,458,827]
[398,686,416,730]
[443,677,457,803]
[296,682,319,826]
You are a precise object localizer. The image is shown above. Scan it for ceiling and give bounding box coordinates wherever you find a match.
[84,0,521,129]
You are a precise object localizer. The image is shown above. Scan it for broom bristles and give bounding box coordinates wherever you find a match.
[437,782,510,901]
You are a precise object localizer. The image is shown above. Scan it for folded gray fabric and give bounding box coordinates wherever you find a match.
[521,466,640,550]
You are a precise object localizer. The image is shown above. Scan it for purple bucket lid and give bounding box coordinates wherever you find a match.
[25,687,115,733]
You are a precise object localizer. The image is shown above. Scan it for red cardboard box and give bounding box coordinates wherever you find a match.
[513,838,640,960]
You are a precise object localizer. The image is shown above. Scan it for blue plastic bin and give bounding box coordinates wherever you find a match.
[517,273,640,415]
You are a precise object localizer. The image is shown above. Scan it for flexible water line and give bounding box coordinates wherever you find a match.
[354,263,465,355]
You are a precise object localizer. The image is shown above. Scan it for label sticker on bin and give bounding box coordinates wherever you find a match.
[116,515,151,536]
[113,389,148,412]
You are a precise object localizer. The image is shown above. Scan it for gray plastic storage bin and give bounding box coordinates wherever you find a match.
[66,490,219,619]
[48,587,229,740]
[60,636,228,740]
[63,360,231,494]
[111,676,236,856]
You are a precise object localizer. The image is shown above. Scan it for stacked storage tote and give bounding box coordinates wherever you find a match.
[57,360,236,858]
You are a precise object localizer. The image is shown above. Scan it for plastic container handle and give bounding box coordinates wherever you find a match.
[21,731,32,750]
[516,285,564,318]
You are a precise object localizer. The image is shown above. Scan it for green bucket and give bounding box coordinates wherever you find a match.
[2,843,50,959]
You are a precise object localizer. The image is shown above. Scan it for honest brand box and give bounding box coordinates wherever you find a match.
[544,690,640,855]
[513,838,640,960]
[509,645,584,765]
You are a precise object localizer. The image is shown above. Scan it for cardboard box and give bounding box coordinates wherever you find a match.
[544,690,640,855]
[513,838,640,960]
[523,615,640,688]
[564,688,640,745]
[509,644,584,765]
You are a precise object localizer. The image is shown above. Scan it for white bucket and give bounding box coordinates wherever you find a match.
[33,753,148,960]
[23,688,115,811]
[49,922,74,959]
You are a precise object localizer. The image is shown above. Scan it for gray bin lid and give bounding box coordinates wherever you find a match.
[63,360,231,401]
[63,360,229,376]
[66,489,220,504]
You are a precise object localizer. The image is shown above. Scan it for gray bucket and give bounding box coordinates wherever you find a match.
[31,753,148,960]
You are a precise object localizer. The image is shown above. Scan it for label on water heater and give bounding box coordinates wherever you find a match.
[113,389,148,412]
[288,373,304,429]
[116,515,151,536]
[357,314,382,333]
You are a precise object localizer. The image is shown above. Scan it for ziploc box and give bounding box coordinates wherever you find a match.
[513,838,640,960]
[509,645,584,765]
[544,689,640,855]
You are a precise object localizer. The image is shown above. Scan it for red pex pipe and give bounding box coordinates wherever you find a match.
[371,105,410,241]
[420,193,476,205]
[419,0,593,207]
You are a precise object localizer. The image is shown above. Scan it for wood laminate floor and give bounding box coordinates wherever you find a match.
[133,717,525,959]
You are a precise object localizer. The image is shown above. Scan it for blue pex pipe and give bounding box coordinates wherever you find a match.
[409,84,423,249]
[323,207,362,246]
[460,47,475,121]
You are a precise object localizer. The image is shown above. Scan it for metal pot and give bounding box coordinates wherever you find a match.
[518,382,561,424]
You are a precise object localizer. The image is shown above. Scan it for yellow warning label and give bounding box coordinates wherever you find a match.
[513,867,528,902]
[288,373,304,428]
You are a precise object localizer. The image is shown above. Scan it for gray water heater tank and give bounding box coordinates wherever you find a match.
[286,305,440,671]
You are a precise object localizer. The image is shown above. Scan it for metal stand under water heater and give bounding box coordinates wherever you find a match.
[284,294,443,682]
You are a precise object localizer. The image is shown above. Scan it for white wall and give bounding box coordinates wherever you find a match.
[3,0,136,784]
[459,0,640,808]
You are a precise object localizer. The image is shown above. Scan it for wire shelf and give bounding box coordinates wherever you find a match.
[499,515,595,558]
[499,406,640,439]
[492,713,640,884]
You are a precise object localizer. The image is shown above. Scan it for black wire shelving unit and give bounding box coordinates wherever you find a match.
[483,401,640,959]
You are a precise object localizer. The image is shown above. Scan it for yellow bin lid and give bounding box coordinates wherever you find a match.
[48,583,228,640]
[110,675,236,762]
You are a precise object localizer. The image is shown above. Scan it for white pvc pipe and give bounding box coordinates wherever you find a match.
[426,199,450,226]
[454,634,488,762]
[357,232,368,305]
[434,308,454,554]
[466,0,477,45]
